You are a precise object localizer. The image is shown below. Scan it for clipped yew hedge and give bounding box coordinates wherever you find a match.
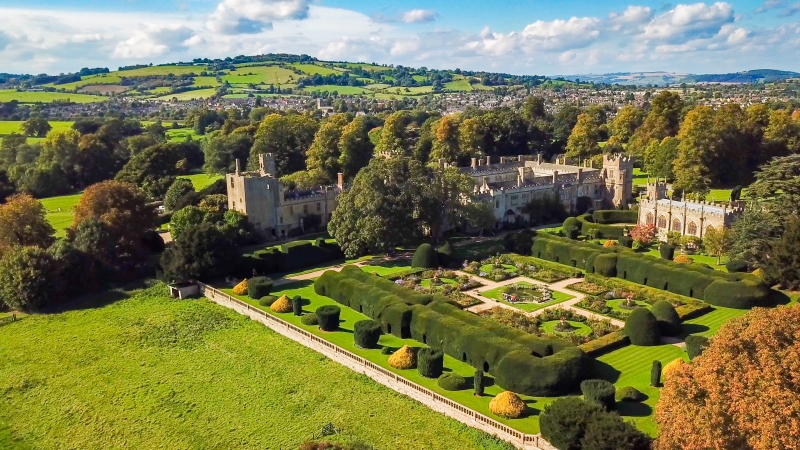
[314,265,589,396]
[354,320,382,349]
[239,239,344,277]
[592,210,638,224]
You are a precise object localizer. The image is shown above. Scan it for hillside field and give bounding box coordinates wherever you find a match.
[0,90,105,104]
[0,282,514,450]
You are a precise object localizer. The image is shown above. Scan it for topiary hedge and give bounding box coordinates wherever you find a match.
[489,391,526,419]
[316,305,341,331]
[474,369,484,396]
[237,239,344,278]
[270,295,292,313]
[563,217,581,239]
[411,243,438,268]
[247,276,273,299]
[353,320,382,349]
[618,236,633,248]
[615,386,646,402]
[417,347,444,378]
[685,334,710,360]
[726,259,748,273]
[592,210,638,224]
[438,373,467,391]
[258,295,278,307]
[300,314,319,326]
[388,345,416,369]
[580,379,616,411]
[651,360,662,387]
[436,241,455,267]
[577,214,627,239]
[624,308,661,346]
[659,244,675,260]
[292,295,303,316]
[650,300,681,336]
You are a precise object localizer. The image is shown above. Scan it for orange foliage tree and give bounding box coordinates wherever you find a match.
[655,305,800,450]
[0,193,55,255]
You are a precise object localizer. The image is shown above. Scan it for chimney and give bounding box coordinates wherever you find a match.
[552,170,559,184]
[471,157,477,169]
[537,153,542,165]
[518,155,524,161]
[235,158,241,175]
[485,156,491,167]
[337,173,344,189]
[439,158,446,170]
[589,159,594,168]
[577,168,583,184]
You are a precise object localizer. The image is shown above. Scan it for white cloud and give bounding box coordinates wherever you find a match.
[207,0,310,34]
[608,6,653,32]
[756,0,787,13]
[642,2,734,42]
[112,25,197,59]
[401,9,437,24]
[521,17,600,51]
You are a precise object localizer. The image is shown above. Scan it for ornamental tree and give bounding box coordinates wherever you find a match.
[655,305,800,450]
[630,224,656,245]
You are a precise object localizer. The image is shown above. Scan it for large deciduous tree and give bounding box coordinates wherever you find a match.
[673,106,715,197]
[21,117,52,138]
[628,91,683,159]
[702,226,730,265]
[0,246,60,311]
[655,305,800,450]
[160,222,239,282]
[644,136,679,180]
[249,113,318,177]
[565,112,602,161]
[202,130,254,174]
[305,113,350,184]
[0,193,55,254]
[607,105,643,147]
[764,216,800,289]
[338,115,374,181]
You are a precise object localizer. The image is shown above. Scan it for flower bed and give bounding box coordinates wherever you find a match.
[576,297,651,321]
[565,281,607,295]
[478,306,619,346]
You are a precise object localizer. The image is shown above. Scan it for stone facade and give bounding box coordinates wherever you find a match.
[637,180,743,240]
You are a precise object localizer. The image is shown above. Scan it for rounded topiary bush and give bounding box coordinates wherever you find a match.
[624,307,661,346]
[270,294,292,313]
[685,334,710,360]
[411,243,438,268]
[247,276,273,299]
[353,320,382,349]
[651,300,682,336]
[300,314,319,326]
[726,259,748,273]
[315,305,341,331]
[489,391,526,419]
[258,295,278,307]
[388,345,416,369]
[437,241,455,267]
[437,373,467,391]
[659,244,675,260]
[581,379,616,411]
[417,347,444,378]
[563,217,580,239]
[487,245,506,256]
[232,279,248,295]
[615,386,646,402]
[618,236,633,248]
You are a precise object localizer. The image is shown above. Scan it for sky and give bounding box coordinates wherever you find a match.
[1,0,800,76]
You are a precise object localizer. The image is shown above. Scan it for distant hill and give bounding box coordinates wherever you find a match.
[559,69,800,86]
[678,69,800,84]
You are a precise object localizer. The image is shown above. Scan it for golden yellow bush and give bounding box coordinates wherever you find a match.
[673,255,692,264]
[662,358,684,380]
[753,268,765,280]
[603,240,618,248]
[489,391,526,419]
[233,279,248,295]
[270,295,292,313]
[388,345,416,369]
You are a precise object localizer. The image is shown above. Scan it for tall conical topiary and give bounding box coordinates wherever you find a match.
[411,243,438,268]
[624,307,661,346]
[651,301,682,336]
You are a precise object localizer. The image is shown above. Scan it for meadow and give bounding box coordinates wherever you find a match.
[42,73,123,90]
[0,282,514,450]
[40,193,82,237]
[291,63,345,76]
[221,65,298,86]
[0,90,105,104]
[154,88,218,101]
[301,85,371,95]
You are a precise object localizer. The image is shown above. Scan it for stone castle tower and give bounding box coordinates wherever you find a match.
[602,154,634,207]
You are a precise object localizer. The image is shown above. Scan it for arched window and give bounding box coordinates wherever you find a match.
[688,221,698,235]
[706,225,715,234]
[672,219,681,232]
[657,215,667,228]
[646,213,654,225]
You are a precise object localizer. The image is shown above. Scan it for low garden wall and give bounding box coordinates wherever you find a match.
[195,282,553,450]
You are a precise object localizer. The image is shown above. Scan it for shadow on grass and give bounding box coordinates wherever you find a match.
[274,279,314,290]
[616,401,653,417]
[589,359,623,384]
[681,323,710,336]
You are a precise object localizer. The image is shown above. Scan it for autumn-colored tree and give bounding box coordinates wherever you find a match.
[0,193,55,255]
[565,112,602,160]
[338,115,374,181]
[607,105,643,147]
[430,114,464,164]
[673,106,715,196]
[305,113,350,184]
[703,227,730,265]
[655,305,800,450]
[630,224,656,244]
[644,136,679,180]
[628,91,683,159]
[375,110,412,156]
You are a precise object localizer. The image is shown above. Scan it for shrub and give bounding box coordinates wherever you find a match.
[417,347,444,378]
[540,397,604,450]
[292,295,303,316]
[353,320,382,349]
[726,259,748,273]
[603,240,617,248]
[489,391,526,419]
[673,254,692,264]
[624,308,661,346]
[615,386,646,402]
[438,373,467,391]
[437,241,455,267]
[258,295,278,307]
[753,268,766,280]
[388,345,416,369]
[247,276,273,299]
[411,243,438,268]
[685,334,710,360]
[662,358,684,380]
[270,295,292,313]
[487,245,505,255]
[316,305,341,331]
[592,210,638,224]
[581,379,616,411]
[650,300,681,336]
[300,314,319,326]
[563,217,580,239]
[474,370,484,396]
[380,346,393,355]
[578,330,630,356]
[232,279,248,295]
[581,411,652,450]
[651,360,662,387]
[618,236,633,248]
[660,244,675,260]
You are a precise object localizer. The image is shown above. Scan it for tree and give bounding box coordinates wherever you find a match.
[764,216,800,289]
[628,91,683,159]
[0,170,15,203]
[163,178,196,212]
[0,193,55,254]
[581,412,651,450]
[71,218,116,267]
[463,201,496,233]
[607,105,643,147]
[338,115,374,181]
[673,106,715,197]
[375,111,412,156]
[726,200,780,269]
[169,206,206,241]
[703,227,730,265]
[629,224,656,244]
[430,114,465,164]
[160,222,239,282]
[37,129,81,189]
[249,113,318,177]
[644,137,679,180]
[655,305,800,450]
[0,246,60,311]
[198,194,228,224]
[115,142,202,200]
[565,112,602,160]
[202,131,253,174]
[21,117,52,138]
[552,105,581,146]
[305,113,350,184]
[749,154,800,217]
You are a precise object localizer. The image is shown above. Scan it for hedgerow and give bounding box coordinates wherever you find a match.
[238,239,344,278]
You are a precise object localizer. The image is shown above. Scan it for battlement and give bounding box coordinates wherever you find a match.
[603,153,634,165]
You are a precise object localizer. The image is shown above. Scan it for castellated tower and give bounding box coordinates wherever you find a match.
[258,153,277,176]
[646,178,668,200]
[602,154,634,207]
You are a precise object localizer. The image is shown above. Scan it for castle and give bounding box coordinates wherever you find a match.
[227,153,634,237]
[637,179,743,240]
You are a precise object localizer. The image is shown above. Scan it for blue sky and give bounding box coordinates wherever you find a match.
[1,0,799,75]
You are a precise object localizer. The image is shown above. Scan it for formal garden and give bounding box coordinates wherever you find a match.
[478,282,574,313]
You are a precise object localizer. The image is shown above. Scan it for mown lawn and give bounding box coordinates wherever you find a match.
[0,282,514,450]
[0,90,105,104]
[180,173,223,190]
[40,193,82,237]
[679,306,748,338]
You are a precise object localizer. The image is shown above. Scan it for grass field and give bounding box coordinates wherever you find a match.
[42,73,123,90]
[343,63,393,72]
[0,90,105,104]
[632,168,745,202]
[155,88,218,101]
[190,76,221,87]
[166,127,204,142]
[641,248,727,271]
[301,85,370,95]
[40,193,82,237]
[0,282,513,450]
[291,63,344,76]
[0,121,74,138]
[115,65,208,77]
[180,173,223,190]
[679,306,747,337]
[221,66,297,86]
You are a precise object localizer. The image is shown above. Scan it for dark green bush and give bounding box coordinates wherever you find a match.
[380,346,393,355]
[659,244,675,260]
[685,335,710,360]
[650,300,681,336]
[258,295,278,307]
[563,217,580,239]
[438,373,467,391]
[726,259,748,273]
[577,214,627,239]
[437,241,455,267]
[353,320,382,349]
[581,411,652,450]
[247,276,273,299]
[540,397,604,450]
[487,245,506,255]
[503,230,535,255]
[581,379,616,411]
[624,308,661,346]
[651,360,662,387]
[411,243,438,268]
[417,347,444,378]
[474,369,484,396]
[592,210,638,224]
[292,295,303,316]
[316,305,341,331]
[618,236,633,248]
[615,386,646,402]
[300,314,318,326]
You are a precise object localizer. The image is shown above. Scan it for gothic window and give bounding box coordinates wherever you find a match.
[657,215,667,228]
[646,213,654,225]
[688,221,698,235]
[706,225,715,234]
[279,216,283,224]
[495,200,499,209]
[672,219,681,232]
[510,195,518,206]
[317,202,321,212]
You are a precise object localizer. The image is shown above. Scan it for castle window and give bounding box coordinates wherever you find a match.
[290,206,294,215]
[688,222,698,235]
[646,213,654,225]
[495,200,499,209]
[672,219,681,232]
[279,216,283,224]
[510,195,518,206]
[303,204,308,214]
[230,178,234,188]
[317,202,321,212]
[658,215,667,228]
